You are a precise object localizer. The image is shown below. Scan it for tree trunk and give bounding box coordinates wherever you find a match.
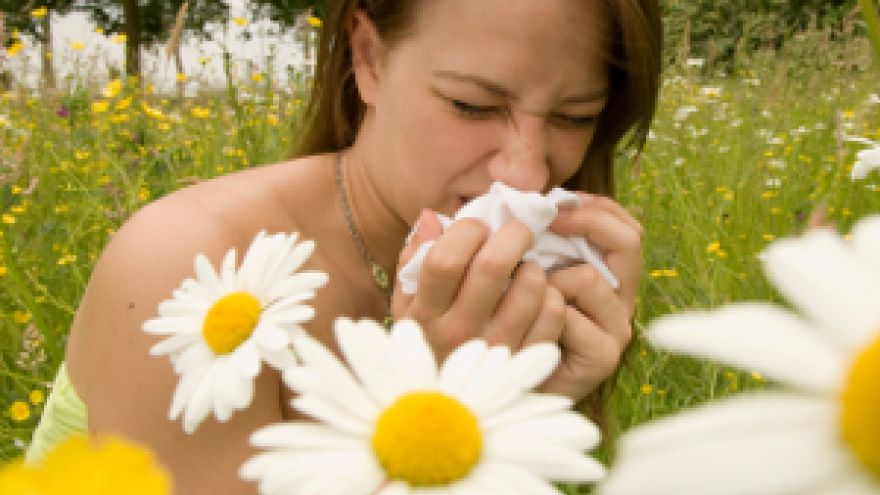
[175,48,184,99]
[41,12,55,90]
[123,0,141,79]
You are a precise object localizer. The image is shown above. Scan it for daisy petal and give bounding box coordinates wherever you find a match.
[336,318,404,406]
[250,423,361,449]
[851,215,880,280]
[292,395,371,436]
[469,343,559,416]
[762,228,880,351]
[388,320,438,390]
[465,461,562,495]
[600,393,847,495]
[648,302,846,393]
[194,253,224,296]
[168,361,210,420]
[439,339,489,395]
[292,333,381,421]
[487,410,601,451]
[481,393,573,431]
[485,436,606,481]
[456,346,512,413]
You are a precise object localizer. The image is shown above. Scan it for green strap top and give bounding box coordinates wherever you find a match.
[25,362,88,465]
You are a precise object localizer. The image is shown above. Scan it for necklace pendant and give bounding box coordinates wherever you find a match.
[371,263,390,290]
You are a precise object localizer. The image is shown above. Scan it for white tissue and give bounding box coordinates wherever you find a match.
[397,182,619,295]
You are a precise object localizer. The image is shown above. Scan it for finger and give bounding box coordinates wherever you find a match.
[454,220,534,325]
[541,307,623,398]
[481,261,545,349]
[551,205,642,255]
[548,207,642,307]
[409,218,488,320]
[550,264,633,347]
[392,209,443,316]
[560,193,642,234]
[520,285,566,348]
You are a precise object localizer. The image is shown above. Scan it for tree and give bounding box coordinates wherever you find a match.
[75,0,231,79]
[0,0,77,89]
[249,0,327,26]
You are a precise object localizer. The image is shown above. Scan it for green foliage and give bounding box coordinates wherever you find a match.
[250,0,327,25]
[663,0,858,68]
[0,1,76,43]
[75,0,231,46]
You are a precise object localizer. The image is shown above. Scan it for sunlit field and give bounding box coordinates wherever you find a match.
[1,22,879,493]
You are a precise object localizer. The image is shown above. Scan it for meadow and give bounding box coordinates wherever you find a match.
[0,21,879,492]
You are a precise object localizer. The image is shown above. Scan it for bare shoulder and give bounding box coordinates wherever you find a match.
[64,176,292,495]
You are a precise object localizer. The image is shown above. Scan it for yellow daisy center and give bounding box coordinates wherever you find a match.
[372,391,482,486]
[840,335,880,480]
[201,292,262,355]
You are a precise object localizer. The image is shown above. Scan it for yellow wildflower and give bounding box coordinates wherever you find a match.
[251,72,264,83]
[74,150,90,160]
[13,310,32,324]
[640,384,654,395]
[92,100,109,113]
[2,214,15,224]
[175,73,187,82]
[115,97,131,111]
[138,187,150,201]
[307,16,322,28]
[94,27,104,34]
[190,106,211,119]
[69,41,85,51]
[31,6,48,19]
[232,17,248,26]
[6,42,24,57]
[141,102,164,120]
[9,401,29,421]
[0,266,7,276]
[111,33,127,44]
[102,78,122,98]
[29,390,44,405]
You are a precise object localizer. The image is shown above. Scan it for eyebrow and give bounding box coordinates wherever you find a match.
[433,70,608,104]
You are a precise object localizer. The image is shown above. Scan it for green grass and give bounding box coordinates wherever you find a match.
[1,28,879,492]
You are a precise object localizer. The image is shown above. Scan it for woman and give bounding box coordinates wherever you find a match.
[37,0,661,493]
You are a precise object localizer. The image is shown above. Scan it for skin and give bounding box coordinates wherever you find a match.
[64,0,642,493]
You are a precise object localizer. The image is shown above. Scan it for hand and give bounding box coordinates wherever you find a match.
[391,209,567,361]
[540,192,642,400]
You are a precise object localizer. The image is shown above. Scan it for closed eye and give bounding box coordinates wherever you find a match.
[450,99,500,119]
[550,113,599,128]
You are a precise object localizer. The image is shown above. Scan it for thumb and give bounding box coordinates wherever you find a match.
[398,209,443,267]
[392,209,442,312]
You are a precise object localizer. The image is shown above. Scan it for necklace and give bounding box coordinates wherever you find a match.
[335,152,394,326]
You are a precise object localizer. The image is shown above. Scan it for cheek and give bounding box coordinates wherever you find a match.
[549,128,596,185]
[397,97,495,173]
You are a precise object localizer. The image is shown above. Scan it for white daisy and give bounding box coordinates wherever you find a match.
[845,136,880,180]
[598,214,880,495]
[143,231,328,434]
[241,318,606,494]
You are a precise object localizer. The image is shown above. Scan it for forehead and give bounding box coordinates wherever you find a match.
[395,0,610,93]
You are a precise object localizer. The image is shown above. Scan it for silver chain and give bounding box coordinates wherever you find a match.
[335,153,394,326]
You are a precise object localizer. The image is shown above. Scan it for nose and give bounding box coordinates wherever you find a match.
[486,113,549,192]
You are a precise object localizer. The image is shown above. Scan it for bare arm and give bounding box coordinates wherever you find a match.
[66,198,281,495]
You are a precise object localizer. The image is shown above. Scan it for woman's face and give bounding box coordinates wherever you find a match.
[355,0,610,222]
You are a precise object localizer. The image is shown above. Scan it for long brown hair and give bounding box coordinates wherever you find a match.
[293,0,661,198]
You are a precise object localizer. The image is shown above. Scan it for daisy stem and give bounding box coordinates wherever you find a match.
[860,0,880,65]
